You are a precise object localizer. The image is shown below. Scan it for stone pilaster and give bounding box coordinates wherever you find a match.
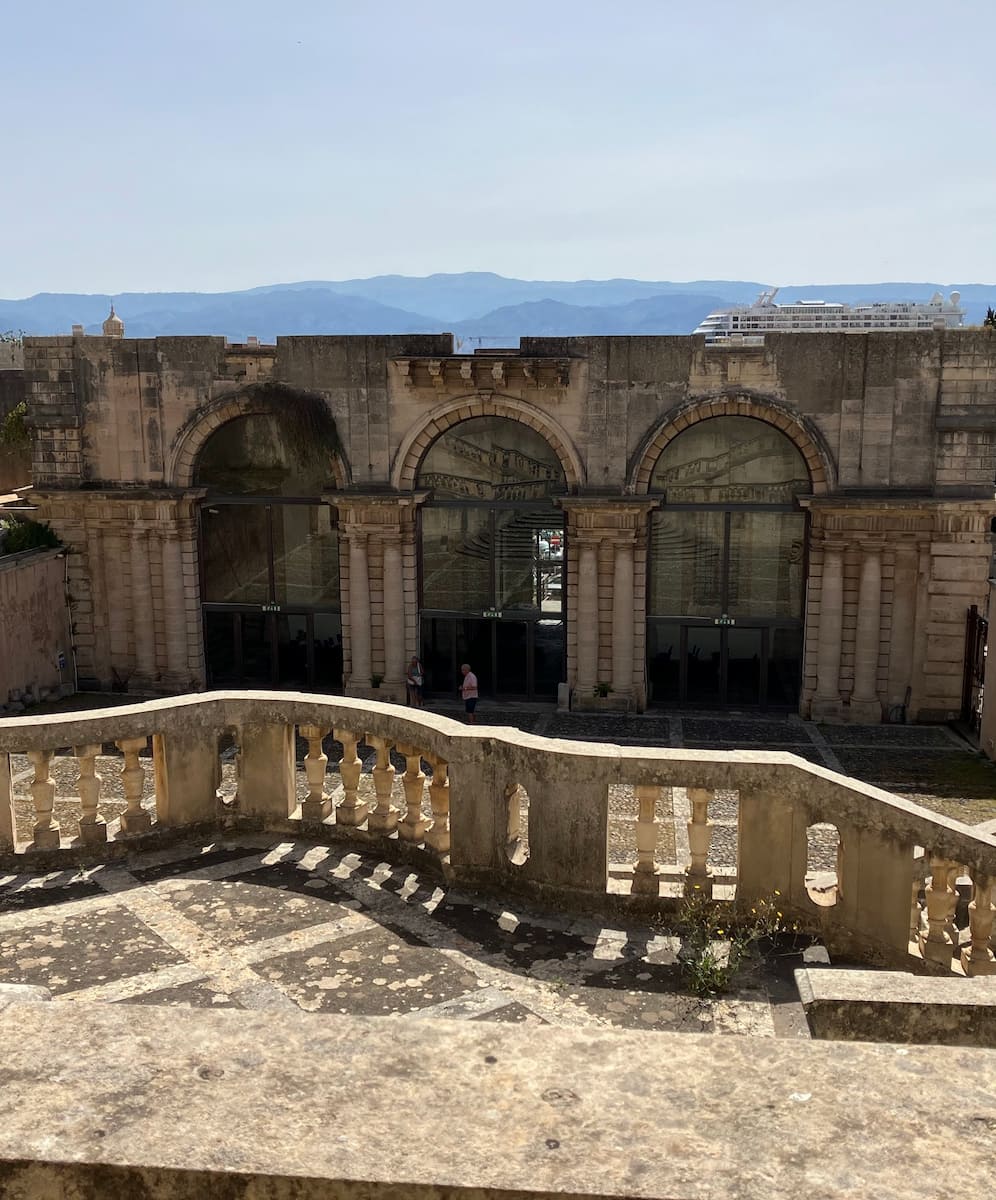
[576,539,599,694]
[611,537,636,697]
[130,527,157,690]
[850,540,885,723]
[812,537,846,722]
[382,534,405,685]
[346,530,372,691]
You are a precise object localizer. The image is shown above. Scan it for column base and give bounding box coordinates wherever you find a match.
[368,809,399,835]
[31,825,61,850]
[848,698,883,724]
[78,819,108,846]
[631,869,662,896]
[345,682,405,704]
[301,798,332,822]
[572,690,635,713]
[962,948,996,976]
[810,698,844,723]
[335,801,369,828]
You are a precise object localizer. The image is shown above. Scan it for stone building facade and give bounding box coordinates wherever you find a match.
[16,326,996,722]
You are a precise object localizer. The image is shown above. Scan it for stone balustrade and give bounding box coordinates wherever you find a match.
[2,692,995,970]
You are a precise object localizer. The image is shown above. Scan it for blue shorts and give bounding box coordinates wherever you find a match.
[464,697,478,714]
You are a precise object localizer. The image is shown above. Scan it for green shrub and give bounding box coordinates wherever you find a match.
[0,518,61,555]
[0,402,29,450]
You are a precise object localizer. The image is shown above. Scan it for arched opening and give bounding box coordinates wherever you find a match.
[646,415,809,708]
[417,416,567,701]
[196,412,343,692]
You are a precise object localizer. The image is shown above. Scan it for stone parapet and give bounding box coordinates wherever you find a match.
[2,692,996,970]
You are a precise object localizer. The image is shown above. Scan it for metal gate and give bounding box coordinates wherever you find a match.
[962,604,988,733]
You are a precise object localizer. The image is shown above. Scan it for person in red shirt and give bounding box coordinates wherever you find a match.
[459,663,479,724]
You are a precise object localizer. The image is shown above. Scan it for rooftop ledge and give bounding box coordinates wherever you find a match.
[1,998,994,1199]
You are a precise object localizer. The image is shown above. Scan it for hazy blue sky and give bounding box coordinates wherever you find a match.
[3,0,994,295]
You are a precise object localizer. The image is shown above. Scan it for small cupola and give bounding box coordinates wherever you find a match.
[102,304,124,338]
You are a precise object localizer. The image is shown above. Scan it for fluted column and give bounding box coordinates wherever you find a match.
[347,530,372,690]
[851,540,884,723]
[611,537,635,696]
[811,538,845,720]
[130,527,157,687]
[162,534,189,685]
[576,539,599,693]
[382,534,405,685]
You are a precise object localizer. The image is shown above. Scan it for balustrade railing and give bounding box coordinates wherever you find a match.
[1,692,995,972]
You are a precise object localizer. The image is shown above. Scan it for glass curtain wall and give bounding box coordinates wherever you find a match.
[647,416,809,708]
[417,417,567,700]
[196,413,343,691]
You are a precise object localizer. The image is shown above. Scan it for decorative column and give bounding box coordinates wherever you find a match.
[886,543,919,715]
[611,537,635,698]
[130,527,157,688]
[850,540,884,723]
[346,531,371,692]
[162,533,189,686]
[576,539,599,694]
[812,537,845,721]
[382,534,405,686]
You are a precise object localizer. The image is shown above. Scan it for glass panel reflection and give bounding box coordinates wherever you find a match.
[726,628,763,706]
[650,416,810,502]
[727,512,805,619]
[240,613,273,686]
[768,627,803,707]
[313,613,343,693]
[648,511,724,617]
[533,620,564,697]
[421,507,492,612]
[647,621,681,704]
[418,417,566,499]
[495,622,529,695]
[201,505,270,604]
[204,611,238,686]
[272,505,341,608]
[685,627,721,705]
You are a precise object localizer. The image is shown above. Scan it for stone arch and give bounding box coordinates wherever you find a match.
[392,394,584,492]
[629,393,834,496]
[169,389,349,490]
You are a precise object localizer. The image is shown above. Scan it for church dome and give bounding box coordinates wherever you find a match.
[102,305,124,337]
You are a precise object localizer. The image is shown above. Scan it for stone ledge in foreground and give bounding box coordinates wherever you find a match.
[796,966,996,1047]
[2,1001,996,1198]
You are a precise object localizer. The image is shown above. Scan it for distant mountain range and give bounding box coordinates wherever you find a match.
[1,273,992,343]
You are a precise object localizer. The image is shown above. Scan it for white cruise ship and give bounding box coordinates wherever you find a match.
[694,288,965,343]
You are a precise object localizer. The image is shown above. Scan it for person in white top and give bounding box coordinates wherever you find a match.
[459,663,479,724]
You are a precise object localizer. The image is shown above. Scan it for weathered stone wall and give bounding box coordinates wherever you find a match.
[18,329,996,718]
[0,548,73,709]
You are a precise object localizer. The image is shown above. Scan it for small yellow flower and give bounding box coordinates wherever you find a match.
[773,889,781,896]
[716,929,724,935]
[776,911,783,919]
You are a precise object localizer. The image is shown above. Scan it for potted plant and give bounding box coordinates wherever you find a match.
[593,681,611,698]
[370,674,383,689]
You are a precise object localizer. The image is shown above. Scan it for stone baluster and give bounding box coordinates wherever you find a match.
[919,856,958,966]
[74,743,106,845]
[367,736,398,834]
[425,756,450,855]
[300,725,331,822]
[396,745,427,843]
[334,730,367,827]
[27,749,59,849]
[684,786,714,899]
[116,736,153,834]
[632,784,661,895]
[961,871,996,976]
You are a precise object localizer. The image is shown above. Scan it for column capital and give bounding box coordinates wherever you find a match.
[856,538,888,555]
